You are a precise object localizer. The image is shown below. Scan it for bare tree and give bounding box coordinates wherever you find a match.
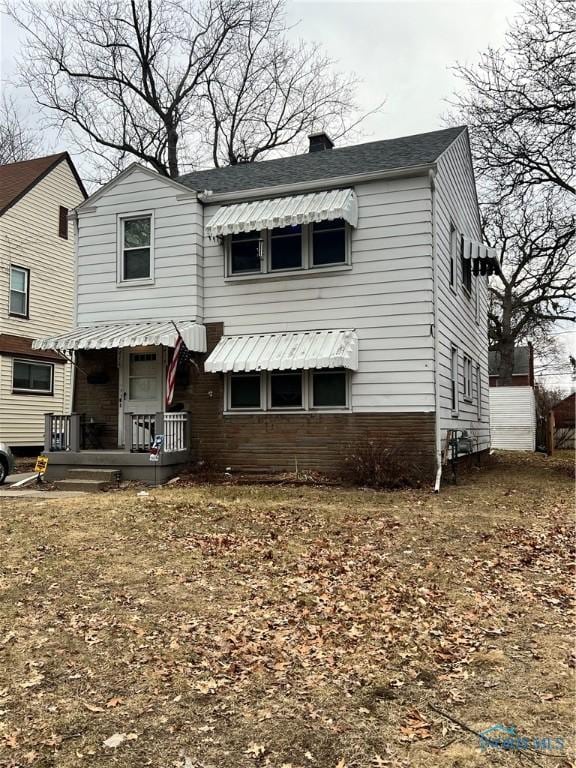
[452,0,576,201]
[203,0,372,166]
[9,0,375,180]
[0,95,40,164]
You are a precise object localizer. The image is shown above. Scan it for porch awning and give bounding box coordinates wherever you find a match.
[205,329,358,373]
[32,320,207,352]
[205,188,358,238]
[461,235,501,276]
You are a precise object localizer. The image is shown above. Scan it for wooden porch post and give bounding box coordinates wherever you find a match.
[44,413,53,452]
[69,413,82,452]
[123,412,133,452]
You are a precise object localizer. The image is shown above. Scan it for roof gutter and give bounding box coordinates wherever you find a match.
[197,162,436,204]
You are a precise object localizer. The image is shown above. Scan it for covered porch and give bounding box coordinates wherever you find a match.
[32,320,206,482]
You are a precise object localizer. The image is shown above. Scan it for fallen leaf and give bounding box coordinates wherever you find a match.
[83,702,105,713]
[103,733,127,748]
[245,742,266,758]
[106,697,124,708]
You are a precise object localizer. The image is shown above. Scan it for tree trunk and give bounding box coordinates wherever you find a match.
[167,127,179,178]
[498,290,515,385]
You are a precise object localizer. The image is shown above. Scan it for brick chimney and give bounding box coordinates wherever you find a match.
[308,132,334,152]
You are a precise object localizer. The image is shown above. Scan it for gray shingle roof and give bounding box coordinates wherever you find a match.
[178,126,466,195]
[489,347,531,376]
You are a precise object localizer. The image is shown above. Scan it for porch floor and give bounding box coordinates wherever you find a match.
[44,449,192,483]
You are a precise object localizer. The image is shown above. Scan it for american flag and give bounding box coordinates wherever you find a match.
[166,331,194,407]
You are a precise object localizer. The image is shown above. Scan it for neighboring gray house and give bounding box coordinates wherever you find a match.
[33,126,498,484]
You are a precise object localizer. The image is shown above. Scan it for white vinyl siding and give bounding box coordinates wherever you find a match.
[76,167,203,325]
[489,387,536,451]
[205,175,435,414]
[434,130,490,452]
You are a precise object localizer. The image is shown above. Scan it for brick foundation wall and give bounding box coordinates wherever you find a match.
[73,349,119,449]
[175,323,436,476]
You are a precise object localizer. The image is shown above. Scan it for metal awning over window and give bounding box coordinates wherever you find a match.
[205,189,358,238]
[461,235,501,276]
[32,320,206,352]
[205,329,359,373]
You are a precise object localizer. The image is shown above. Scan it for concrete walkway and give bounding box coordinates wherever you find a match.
[0,472,86,498]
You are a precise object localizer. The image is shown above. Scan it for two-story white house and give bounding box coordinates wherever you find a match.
[33,127,498,485]
[0,153,86,463]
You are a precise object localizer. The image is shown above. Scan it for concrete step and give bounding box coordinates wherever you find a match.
[68,468,121,483]
[54,478,108,492]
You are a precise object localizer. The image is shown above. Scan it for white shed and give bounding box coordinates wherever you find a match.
[489,387,536,451]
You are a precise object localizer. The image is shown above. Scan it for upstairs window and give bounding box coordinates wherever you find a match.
[9,265,29,317]
[270,225,302,271]
[312,219,347,266]
[59,206,69,239]
[449,225,458,289]
[461,237,472,294]
[230,231,262,274]
[121,215,152,281]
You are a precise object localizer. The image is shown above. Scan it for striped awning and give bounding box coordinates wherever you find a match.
[32,320,206,352]
[461,235,500,276]
[205,329,358,373]
[205,189,358,238]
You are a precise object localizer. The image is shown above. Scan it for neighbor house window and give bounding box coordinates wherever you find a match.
[311,219,347,266]
[9,265,29,317]
[270,372,303,409]
[312,370,347,408]
[13,359,53,394]
[449,225,458,289]
[229,374,262,409]
[463,355,473,401]
[230,231,262,274]
[450,346,458,414]
[121,215,152,280]
[226,370,349,411]
[59,206,69,239]
[270,225,302,271]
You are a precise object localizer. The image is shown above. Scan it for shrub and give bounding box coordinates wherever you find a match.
[340,439,428,489]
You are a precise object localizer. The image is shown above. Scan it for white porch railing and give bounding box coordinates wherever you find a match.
[124,411,191,453]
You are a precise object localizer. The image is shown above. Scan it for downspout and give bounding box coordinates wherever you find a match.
[429,169,443,492]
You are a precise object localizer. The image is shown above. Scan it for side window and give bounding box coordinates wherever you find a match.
[311,219,347,266]
[450,346,459,415]
[59,206,69,239]
[9,265,29,317]
[461,237,472,294]
[121,215,152,281]
[449,225,458,290]
[476,363,482,419]
[463,356,473,400]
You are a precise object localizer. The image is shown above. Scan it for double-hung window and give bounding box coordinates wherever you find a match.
[228,218,349,276]
[449,225,458,290]
[476,363,482,419]
[450,346,459,415]
[120,215,152,281]
[463,355,473,401]
[9,265,29,317]
[461,236,472,295]
[13,359,53,395]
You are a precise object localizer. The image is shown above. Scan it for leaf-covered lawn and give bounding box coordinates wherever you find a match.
[0,452,573,767]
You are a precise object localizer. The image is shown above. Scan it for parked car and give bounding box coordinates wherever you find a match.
[0,442,16,484]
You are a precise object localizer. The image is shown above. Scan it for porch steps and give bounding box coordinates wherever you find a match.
[54,468,121,492]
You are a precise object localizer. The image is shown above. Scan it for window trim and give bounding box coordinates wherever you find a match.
[450,345,459,416]
[463,355,473,402]
[225,221,351,278]
[58,206,69,239]
[12,358,54,396]
[117,212,154,285]
[9,265,30,319]
[225,370,351,413]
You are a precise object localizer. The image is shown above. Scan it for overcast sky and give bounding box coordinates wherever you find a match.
[0,0,573,386]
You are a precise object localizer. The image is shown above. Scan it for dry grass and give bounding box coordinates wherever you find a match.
[0,451,574,767]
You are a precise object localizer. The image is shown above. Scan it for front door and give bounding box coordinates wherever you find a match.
[118,347,164,446]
